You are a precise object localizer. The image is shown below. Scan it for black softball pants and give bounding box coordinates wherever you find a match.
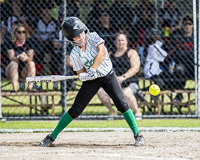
[68,71,130,119]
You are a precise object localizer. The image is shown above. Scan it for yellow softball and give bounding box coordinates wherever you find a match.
[149,84,160,96]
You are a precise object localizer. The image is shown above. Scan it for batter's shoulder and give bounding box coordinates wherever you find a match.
[88,32,104,46]
[70,47,80,58]
[89,32,100,40]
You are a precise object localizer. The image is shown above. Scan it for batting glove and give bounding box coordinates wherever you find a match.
[88,67,98,79]
[79,72,95,82]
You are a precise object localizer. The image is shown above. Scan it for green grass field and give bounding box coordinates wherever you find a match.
[0,119,200,130]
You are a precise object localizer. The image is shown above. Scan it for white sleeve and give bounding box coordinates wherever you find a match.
[89,32,105,47]
[70,56,83,71]
[153,45,167,62]
[147,45,167,62]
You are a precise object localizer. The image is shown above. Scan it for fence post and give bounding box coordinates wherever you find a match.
[193,0,199,119]
[0,73,5,121]
[0,90,2,119]
[61,0,67,115]
[0,67,2,118]
[197,0,200,119]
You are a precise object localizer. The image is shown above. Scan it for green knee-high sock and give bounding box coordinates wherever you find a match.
[123,109,140,136]
[51,112,73,140]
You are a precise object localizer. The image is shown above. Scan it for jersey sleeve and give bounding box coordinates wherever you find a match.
[148,45,167,62]
[89,32,105,48]
[70,49,83,71]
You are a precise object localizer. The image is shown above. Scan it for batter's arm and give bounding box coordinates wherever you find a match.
[91,43,106,69]
[76,68,86,75]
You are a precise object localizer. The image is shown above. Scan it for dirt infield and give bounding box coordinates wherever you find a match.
[0,132,200,160]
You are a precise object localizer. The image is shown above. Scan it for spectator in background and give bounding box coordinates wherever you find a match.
[133,0,156,65]
[90,11,115,51]
[4,0,33,34]
[35,2,60,45]
[169,15,194,79]
[133,0,156,31]
[107,0,134,33]
[5,23,35,92]
[144,29,168,81]
[33,2,60,70]
[22,0,40,31]
[97,32,144,119]
[86,0,108,30]
[165,15,194,102]
[89,11,111,34]
[158,0,183,37]
[1,21,22,78]
[144,28,187,102]
[1,0,12,28]
[1,0,39,70]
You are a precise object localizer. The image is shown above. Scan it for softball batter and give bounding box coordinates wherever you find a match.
[39,17,145,147]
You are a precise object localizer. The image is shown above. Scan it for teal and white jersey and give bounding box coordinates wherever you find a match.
[70,32,113,77]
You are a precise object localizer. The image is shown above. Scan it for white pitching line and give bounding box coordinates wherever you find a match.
[0,127,200,133]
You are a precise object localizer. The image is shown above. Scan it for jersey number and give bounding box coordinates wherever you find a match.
[85,60,94,68]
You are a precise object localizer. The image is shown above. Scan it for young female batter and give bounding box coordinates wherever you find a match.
[39,17,145,147]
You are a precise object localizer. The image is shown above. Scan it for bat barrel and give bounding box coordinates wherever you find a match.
[26,75,79,83]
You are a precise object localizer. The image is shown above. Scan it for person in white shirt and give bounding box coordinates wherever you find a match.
[144,29,168,88]
[144,40,167,79]
[144,28,186,102]
[39,17,145,147]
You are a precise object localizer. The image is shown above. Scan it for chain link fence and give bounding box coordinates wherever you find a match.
[1,0,199,120]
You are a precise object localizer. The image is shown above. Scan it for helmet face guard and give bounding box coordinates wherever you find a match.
[62,17,89,46]
[69,29,90,46]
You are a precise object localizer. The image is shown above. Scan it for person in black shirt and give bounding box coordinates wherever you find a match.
[5,23,35,91]
[165,15,194,102]
[97,32,143,119]
[91,11,115,52]
[169,15,194,78]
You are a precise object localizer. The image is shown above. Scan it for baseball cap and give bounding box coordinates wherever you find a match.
[183,15,193,24]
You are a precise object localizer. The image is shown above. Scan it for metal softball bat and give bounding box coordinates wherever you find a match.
[26,75,79,83]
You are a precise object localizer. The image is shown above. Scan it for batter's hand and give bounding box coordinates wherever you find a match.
[79,72,95,82]
[88,68,98,79]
